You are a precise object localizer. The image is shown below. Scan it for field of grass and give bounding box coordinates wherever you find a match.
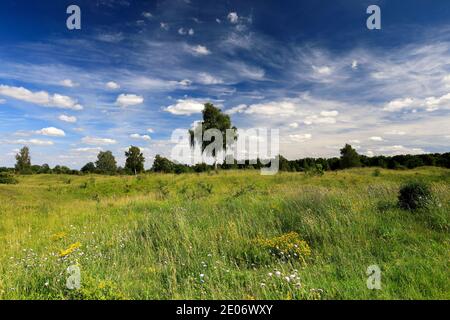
[0,167,449,300]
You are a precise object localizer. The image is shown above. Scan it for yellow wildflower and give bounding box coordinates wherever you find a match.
[59,242,81,257]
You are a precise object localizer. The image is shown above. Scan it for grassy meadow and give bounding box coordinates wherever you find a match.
[0,167,449,300]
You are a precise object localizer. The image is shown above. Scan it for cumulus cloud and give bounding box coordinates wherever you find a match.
[116,94,144,107]
[227,12,239,24]
[370,136,384,141]
[289,122,299,128]
[106,81,120,90]
[289,134,312,142]
[36,127,65,137]
[383,97,415,112]
[197,73,223,85]
[165,99,206,115]
[351,60,358,70]
[0,85,83,110]
[147,128,155,133]
[142,12,152,19]
[312,65,332,76]
[60,79,78,88]
[384,93,450,113]
[320,110,339,117]
[59,114,77,123]
[178,28,194,36]
[130,133,151,141]
[178,79,192,87]
[81,136,117,145]
[186,44,211,56]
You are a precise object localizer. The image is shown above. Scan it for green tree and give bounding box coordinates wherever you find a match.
[125,146,145,175]
[37,164,51,174]
[151,155,174,173]
[340,144,361,169]
[15,146,32,174]
[189,103,237,167]
[81,162,96,174]
[95,151,117,174]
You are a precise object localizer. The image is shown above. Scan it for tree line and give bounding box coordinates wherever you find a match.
[2,104,449,175]
[3,143,449,176]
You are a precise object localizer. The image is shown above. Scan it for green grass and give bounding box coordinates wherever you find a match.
[0,167,449,300]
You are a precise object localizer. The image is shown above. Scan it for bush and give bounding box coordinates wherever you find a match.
[372,168,381,177]
[0,172,18,184]
[254,232,311,264]
[398,181,433,211]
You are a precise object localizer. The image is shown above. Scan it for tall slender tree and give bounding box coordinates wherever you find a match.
[189,103,237,168]
[125,146,145,175]
[15,146,32,174]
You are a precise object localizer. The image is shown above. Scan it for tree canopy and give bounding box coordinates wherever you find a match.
[95,151,117,174]
[189,103,237,159]
[340,144,361,169]
[125,146,145,175]
[15,146,32,174]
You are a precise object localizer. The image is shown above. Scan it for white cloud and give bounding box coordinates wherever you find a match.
[312,65,332,76]
[97,32,124,43]
[384,93,450,112]
[385,130,406,135]
[3,139,54,146]
[60,79,78,88]
[36,127,65,137]
[320,110,339,117]
[72,147,103,153]
[375,145,425,155]
[160,22,169,30]
[197,73,223,85]
[227,12,239,24]
[186,44,211,56]
[130,133,151,141]
[116,94,144,107]
[0,85,83,110]
[0,98,5,104]
[165,99,205,115]
[289,134,312,142]
[228,62,265,80]
[244,100,297,116]
[106,81,120,90]
[178,79,192,87]
[289,122,299,128]
[188,28,194,36]
[423,93,450,112]
[81,136,117,145]
[59,114,77,123]
[351,60,358,70]
[370,136,384,141]
[147,128,154,133]
[225,104,247,115]
[383,97,415,112]
[142,12,152,19]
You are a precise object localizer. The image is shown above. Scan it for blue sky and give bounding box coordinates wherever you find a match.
[0,0,450,168]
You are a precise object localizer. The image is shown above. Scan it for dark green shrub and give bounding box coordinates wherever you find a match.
[372,168,381,177]
[0,172,18,184]
[398,181,433,210]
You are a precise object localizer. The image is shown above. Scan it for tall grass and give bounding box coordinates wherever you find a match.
[0,167,448,300]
